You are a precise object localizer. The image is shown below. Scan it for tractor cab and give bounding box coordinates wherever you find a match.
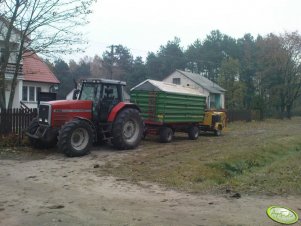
[77,79,126,122]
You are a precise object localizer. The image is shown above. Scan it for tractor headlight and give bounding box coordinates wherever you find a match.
[38,104,51,125]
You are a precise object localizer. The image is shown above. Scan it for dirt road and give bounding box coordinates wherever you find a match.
[0,147,300,226]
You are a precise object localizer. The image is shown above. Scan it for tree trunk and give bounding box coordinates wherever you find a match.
[8,40,25,109]
[8,53,23,109]
[0,1,21,109]
[280,104,285,119]
[286,104,292,119]
[0,74,6,109]
[259,108,264,121]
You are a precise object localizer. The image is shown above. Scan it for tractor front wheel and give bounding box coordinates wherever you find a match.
[58,119,93,157]
[27,118,57,149]
[111,108,144,150]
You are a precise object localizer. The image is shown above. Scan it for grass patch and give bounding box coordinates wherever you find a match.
[97,117,301,195]
[209,139,301,177]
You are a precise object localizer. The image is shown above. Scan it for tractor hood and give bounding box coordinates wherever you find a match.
[47,100,93,110]
[39,100,93,127]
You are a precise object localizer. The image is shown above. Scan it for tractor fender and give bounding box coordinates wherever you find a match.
[73,116,97,142]
[74,117,96,132]
[107,102,141,122]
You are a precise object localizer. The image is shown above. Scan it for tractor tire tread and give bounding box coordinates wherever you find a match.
[27,118,57,149]
[159,127,173,143]
[188,126,199,140]
[58,119,93,157]
[111,108,143,150]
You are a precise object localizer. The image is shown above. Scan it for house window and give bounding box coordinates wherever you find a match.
[22,86,28,101]
[172,78,181,85]
[36,87,41,101]
[29,86,35,101]
[22,86,41,102]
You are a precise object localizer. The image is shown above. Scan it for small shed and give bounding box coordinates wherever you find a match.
[163,70,226,109]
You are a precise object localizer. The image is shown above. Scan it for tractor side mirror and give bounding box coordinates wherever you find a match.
[73,89,80,100]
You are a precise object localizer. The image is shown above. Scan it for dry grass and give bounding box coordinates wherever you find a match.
[98,118,301,195]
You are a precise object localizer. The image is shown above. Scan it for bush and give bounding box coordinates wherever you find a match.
[0,134,29,147]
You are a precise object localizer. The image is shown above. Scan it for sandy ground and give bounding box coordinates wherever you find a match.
[0,146,300,226]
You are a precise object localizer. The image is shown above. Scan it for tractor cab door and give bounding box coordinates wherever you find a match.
[98,84,122,122]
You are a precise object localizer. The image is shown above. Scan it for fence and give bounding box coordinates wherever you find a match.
[0,108,37,137]
[227,110,260,122]
[0,108,261,138]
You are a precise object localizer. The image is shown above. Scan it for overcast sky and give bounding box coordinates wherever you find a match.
[68,0,301,61]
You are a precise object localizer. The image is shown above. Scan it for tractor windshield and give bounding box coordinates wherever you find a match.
[79,83,101,101]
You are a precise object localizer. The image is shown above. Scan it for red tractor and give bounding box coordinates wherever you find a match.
[26,79,144,157]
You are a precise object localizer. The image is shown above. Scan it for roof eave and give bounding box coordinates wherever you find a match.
[23,79,60,84]
[177,70,226,93]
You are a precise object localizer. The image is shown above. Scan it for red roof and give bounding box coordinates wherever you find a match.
[22,52,60,84]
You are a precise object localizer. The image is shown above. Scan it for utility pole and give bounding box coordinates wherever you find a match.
[107,45,119,79]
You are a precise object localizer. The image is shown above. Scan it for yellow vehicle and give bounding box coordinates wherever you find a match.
[199,110,227,136]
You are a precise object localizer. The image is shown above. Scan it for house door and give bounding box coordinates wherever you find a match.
[215,94,221,109]
[209,93,221,109]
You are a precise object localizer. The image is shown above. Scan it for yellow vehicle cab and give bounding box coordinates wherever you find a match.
[199,110,227,136]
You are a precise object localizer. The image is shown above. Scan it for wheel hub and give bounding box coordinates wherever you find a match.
[71,128,89,151]
[123,120,136,139]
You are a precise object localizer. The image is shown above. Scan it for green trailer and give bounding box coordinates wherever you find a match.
[130,79,206,142]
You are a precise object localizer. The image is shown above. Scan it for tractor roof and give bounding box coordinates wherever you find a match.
[81,78,126,86]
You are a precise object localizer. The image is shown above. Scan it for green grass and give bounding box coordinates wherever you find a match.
[96,117,301,195]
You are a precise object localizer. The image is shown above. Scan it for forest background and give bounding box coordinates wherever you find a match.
[51,30,301,119]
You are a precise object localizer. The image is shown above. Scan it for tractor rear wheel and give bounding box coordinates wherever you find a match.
[58,119,93,157]
[188,126,199,140]
[159,127,173,143]
[27,118,57,149]
[111,108,143,150]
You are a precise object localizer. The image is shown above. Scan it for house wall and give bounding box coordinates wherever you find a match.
[1,20,23,109]
[4,79,22,108]
[0,20,21,64]
[220,93,225,109]
[3,80,55,109]
[0,42,19,64]
[163,71,226,109]
[5,81,10,108]
[163,71,210,107]
[1,20,56,109]
[0,21,21,43]
[20,81,52,109]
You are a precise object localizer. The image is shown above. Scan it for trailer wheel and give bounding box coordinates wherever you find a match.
[58,119,93,157]
[112,108,144,150]
[214,129,222,136]
[27,118,57,149]
[188,126,199,140]
[159,127,173,143]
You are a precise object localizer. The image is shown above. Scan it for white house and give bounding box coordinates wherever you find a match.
[0,16,60,109]
[163,70,226,109]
